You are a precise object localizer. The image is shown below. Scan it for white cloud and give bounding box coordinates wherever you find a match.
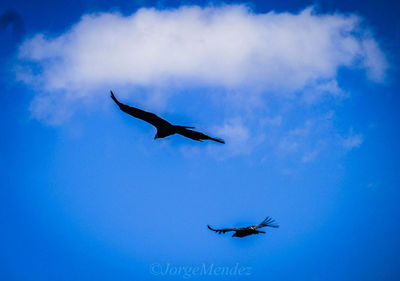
[261,115,282,127]
[301,79,347,104]
[211,118,254,156]
[16,5,387,123]
[278,120,313,155]
[361,37,388,81]
[301,148,322,163]
[341,131,363,150]
[179,117,262,158]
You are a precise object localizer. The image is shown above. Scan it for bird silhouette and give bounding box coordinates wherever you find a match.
[208,217,278,237]
[0,10,25,39]
[110,91,225,143]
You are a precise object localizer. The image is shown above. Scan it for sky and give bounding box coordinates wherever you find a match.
[1,0,399,280]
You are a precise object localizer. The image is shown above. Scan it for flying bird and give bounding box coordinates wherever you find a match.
[110,91,224,143]
[208,217,279,238]
[0,10,25,39]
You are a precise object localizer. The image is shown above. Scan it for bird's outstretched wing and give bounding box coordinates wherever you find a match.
[251,217,279,229]
[110,91,171,129]
[207,225,237,234]
[175,127,225,144]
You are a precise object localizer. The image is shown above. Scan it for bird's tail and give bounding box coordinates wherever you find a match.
[260,217,279,228]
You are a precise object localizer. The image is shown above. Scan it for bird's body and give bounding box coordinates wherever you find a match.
[110,91,224,143]
[208,217,278,238]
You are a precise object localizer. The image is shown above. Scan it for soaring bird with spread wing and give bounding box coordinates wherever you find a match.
[208,217,279,238]
[110,91,224,143]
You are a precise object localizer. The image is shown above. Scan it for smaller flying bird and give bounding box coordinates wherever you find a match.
[0,10,25,39]
[110,91,224,143]
[208,217,279,238]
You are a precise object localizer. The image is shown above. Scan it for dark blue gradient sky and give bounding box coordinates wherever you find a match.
[1,1,399,280]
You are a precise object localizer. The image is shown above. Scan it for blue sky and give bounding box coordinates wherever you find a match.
[1,0,399,280]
